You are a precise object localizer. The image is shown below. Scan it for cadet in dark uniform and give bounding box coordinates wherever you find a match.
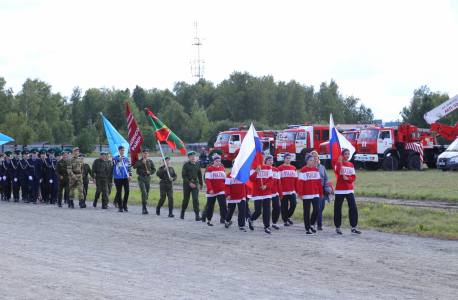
[11,150,21,202]
[79,154,93,204]
[156,156,177,217]
[92,151,110,209]
[43,148,58,204]
[55,150,69,207]
[18,150,30,202]
[181,151,203,221]
[0,153,4,201]
[132,148,156,215]
[105,153,113,199]
[2,151,12,201]
[26,148,43,204]
[38,149,47,203]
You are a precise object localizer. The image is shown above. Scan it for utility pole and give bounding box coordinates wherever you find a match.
[190,22,205,80]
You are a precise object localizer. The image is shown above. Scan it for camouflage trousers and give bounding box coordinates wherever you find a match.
[158,181,173,209]
[138,175,151,205]
[57,177,69,200]
[94,177,109,206]
[69,174,84,201]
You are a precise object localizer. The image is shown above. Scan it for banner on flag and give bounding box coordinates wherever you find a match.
[101,113,129,157]
[126,103,144,166]
[146,108,187,155]
[230,123,263,189]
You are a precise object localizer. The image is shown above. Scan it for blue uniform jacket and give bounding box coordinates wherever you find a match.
[26,157,43,179]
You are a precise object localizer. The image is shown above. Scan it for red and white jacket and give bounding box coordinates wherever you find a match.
[205,165,226,197]
[270,166,283,199]
[278,164,298,195]
[225,172,246,203]
[249,165,273,200]
[335,161,356,194]
[297,166,324,200]
[245,185,252,199]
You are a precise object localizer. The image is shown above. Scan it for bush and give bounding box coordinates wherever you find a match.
[73,128,95,154]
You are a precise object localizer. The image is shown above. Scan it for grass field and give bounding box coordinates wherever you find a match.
[85,186,458,240]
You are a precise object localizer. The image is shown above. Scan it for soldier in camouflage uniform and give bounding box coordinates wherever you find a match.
[181,151,203,221]
[67,147,85,209]
[132,149,156,215]
[156,156,177,217]
[55,150,69,208]
[92,151,110,209]
[79,154,93,203]
[105,153,113,202]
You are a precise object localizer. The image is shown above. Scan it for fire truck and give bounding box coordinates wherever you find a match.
[275,123,330,168]
[319,129,360,169]
[354,123,445,171]
[213,127,281,167]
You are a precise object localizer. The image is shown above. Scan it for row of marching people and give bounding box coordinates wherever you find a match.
[203,150,361,235]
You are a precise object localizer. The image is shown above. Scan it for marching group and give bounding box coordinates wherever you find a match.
[0,146,361,235]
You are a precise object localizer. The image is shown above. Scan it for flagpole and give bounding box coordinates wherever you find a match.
[157,140,171,178]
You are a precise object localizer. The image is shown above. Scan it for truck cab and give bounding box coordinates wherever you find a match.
[276,123,329,167]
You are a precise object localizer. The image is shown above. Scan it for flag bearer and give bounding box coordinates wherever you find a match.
[181,151,203,221]
[334,148,361,235]
[132,148,156,215]
[224,170,247,232]
[247,162,273,235]
[156,156,177,217]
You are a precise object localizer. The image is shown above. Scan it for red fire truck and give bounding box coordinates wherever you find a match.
[275,123,330,168]
[213,127,280,167]
[354,123,445,171]
[319,129,360,169]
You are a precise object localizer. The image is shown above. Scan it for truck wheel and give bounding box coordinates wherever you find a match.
[408,156,421,171]
[382,156,398,171]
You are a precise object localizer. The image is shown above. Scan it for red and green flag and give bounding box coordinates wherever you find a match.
[146,108,187,155]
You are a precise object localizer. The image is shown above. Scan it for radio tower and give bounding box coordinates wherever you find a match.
[190,22,205,80]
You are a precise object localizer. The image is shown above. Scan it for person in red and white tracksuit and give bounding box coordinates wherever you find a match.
[224,172,247,231]
[247,163,273,234]
[297,154,323,235]
[264,156,283,230]
[334,149,361,235]
[278,153,297,226]
[204,155,228,227]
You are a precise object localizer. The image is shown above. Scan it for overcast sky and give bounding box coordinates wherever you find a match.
[1,0,458,122]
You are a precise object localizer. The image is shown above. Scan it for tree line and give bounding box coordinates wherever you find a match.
[0,72,376,151]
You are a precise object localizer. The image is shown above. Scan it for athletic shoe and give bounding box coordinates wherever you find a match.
[264,227,271,235]
[336,228,343,235]
[224,220,233,228]
[239,227,247,232]
[272,224,280,230]
[351,228,361,234]
[287,218,294,225]
[248,219,254,231]
[305,230,314,236]
[284,223,291,227]
[310,225,317,233]
[206,222,213,227]
[317,227,323,231]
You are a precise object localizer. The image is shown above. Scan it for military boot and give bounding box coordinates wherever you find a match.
[156,205,161,216]
[142,204,148,215]
[180,210,185,219]
[93,198,98,207]
[69,200,75,209]
[78,200,82,208]
[118,207,123,212]
[168,207,174,218]
[195,211,202,221]
[81,200,87,208]
[57,198,62,207]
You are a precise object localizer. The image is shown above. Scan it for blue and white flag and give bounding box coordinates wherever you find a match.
[0,132,14,146]
[101,113,129,157]
[230,123,263,188]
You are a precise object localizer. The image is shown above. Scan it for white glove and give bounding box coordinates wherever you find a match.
[40,179,42,183]
[29,176,33,180]
[2,176,5,180]
[50,180,53,183]
[0,177,2,181]
[14,178,17,182]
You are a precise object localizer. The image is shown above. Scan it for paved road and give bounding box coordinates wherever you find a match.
[0,201,457,299]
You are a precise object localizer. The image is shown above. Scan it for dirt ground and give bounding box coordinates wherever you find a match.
[0,201,457,299]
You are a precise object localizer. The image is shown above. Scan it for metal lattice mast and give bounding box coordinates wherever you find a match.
[190,22,205,80]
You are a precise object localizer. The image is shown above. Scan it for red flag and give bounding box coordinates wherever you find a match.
[126,103,144,166]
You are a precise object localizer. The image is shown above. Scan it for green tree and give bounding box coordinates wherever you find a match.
[188,100,209,142]
[73,129,95,154]
[141,126,158,153]
[0,112,34,144]
[52,121,74,144]
[69,86,84,135]
[0,77,15,124]
[159,100,192,142]
[36,121,54,143]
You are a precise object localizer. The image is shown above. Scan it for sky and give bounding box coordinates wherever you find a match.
[1,0,458,122]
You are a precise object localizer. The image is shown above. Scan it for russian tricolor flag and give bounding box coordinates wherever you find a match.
[329,114,355,177]
[231,123,263,188]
